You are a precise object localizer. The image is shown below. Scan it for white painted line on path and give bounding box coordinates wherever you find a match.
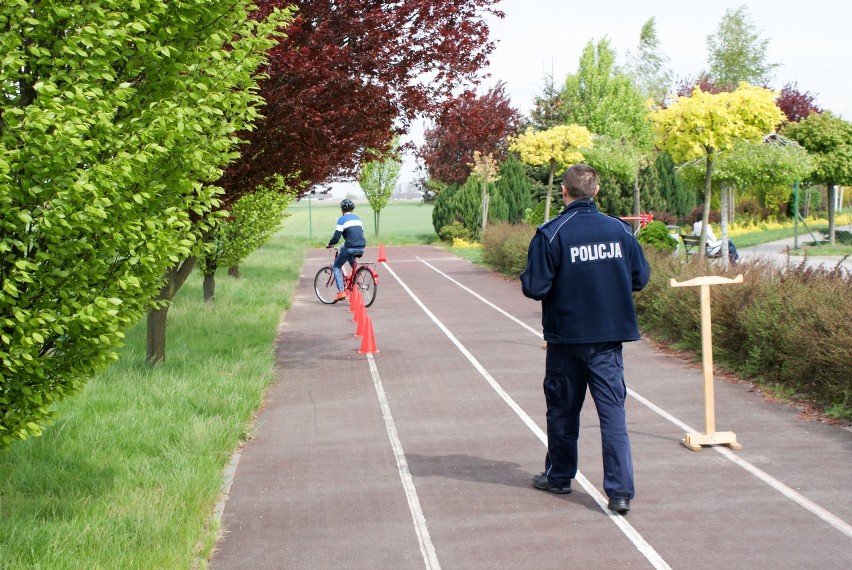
[366,352,441,570]
[417,258,543,339]
[382,262,672,570]
[626,390,852,538]
[419,258,852,540]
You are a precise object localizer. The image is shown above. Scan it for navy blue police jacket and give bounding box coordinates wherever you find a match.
[520,199,650,344]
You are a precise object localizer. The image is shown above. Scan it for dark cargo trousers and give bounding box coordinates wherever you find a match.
[542,341,634,499]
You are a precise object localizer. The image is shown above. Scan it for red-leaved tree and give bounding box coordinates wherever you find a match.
[675,74,730,98]
[148,1,502,364]
[218,0,504,199]
[419,82,522,185]
[776,82,822,124]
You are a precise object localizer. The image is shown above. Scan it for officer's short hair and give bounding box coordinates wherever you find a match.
[562,164,597,200]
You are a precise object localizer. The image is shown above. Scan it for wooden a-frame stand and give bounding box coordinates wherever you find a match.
[669,274,744,451]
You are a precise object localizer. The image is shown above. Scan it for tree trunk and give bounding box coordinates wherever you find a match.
[203,257,217,304]
[203,273,215,303]
[544,159,555,222]
[729,187,736,224]
[375,210,381,236]
[480,180,489,234]
[146,257,198,365]
[698,154,714,260]
[228,266,240,278]
[804,186,812,217]
[721,183,730,268]
[632,169,641,234]
[827,183,836,246]
[146,305,169,367]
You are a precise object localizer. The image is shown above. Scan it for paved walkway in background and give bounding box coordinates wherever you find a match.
[210,245,852,570]
[737,235,851,274]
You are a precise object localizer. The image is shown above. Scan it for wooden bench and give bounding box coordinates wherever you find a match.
[680,234,722,258]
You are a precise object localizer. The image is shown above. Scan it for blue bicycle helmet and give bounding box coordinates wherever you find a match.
[340,199,355,212]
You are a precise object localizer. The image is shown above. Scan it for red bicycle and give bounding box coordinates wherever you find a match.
[314,247,379,307]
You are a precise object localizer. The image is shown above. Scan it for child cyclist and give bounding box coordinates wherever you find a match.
[326,199,366,302]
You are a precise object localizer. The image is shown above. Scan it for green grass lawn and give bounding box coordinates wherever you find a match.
[734,225,852,255]
[796,243,852,256]
[284,199,438,245]
[733,227,811,248]
[0,236,306,569]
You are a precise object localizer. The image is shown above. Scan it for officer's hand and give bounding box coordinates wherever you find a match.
[325,244,333,249]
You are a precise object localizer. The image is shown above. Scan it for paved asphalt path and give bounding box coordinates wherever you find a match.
[210,245,851,570]
[736,236,851,274]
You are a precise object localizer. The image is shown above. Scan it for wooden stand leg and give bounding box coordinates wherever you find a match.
[682,431,742,451]
[675,281,743,452]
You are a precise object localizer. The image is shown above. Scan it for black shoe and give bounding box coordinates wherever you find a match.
[607,497,630,514]
[532,472,572,494]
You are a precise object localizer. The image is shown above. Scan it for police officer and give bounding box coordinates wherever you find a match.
[520,163,650,514]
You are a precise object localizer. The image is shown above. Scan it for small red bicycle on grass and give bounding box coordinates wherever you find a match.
[314,247,379,307]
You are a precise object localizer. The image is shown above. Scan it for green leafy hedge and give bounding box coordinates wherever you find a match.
[635,250,852,420]
[481,222,536,277]
[480,224,852,420]
[637,221,678,253]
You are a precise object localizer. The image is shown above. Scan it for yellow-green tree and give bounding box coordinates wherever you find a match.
[509,124,593,221]
[468,151,501,233]
[649,83,783,258]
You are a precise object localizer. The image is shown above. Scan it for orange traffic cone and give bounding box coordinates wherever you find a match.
[358,316,378,354]
[349,288,360,315]
[377,243,387,262]
[355,303,367,336]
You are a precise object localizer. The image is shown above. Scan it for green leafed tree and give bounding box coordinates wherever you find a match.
[561,37,654,227]
[359,139,402,236]
[562,38,652,146]
[783,112,852,245]
[198,183,295,302]
[0,1,291,447]
[582,134,643,217]
[625,18,673,108]
[706,5,779,88]
[678,136,815,218]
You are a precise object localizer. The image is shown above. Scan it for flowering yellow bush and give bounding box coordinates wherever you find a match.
[452,238,481,249]
[727,218,789,236]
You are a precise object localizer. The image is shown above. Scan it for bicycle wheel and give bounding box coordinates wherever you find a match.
[354,267,377,307]
[314,266,338,304]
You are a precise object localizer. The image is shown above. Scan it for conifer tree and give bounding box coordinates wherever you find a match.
[656,152,693,217]
[432,184,460,236]
[495,156,533,223]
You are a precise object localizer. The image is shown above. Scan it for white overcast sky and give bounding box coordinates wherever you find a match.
[337,0,851,194]
[482,0,851,118]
